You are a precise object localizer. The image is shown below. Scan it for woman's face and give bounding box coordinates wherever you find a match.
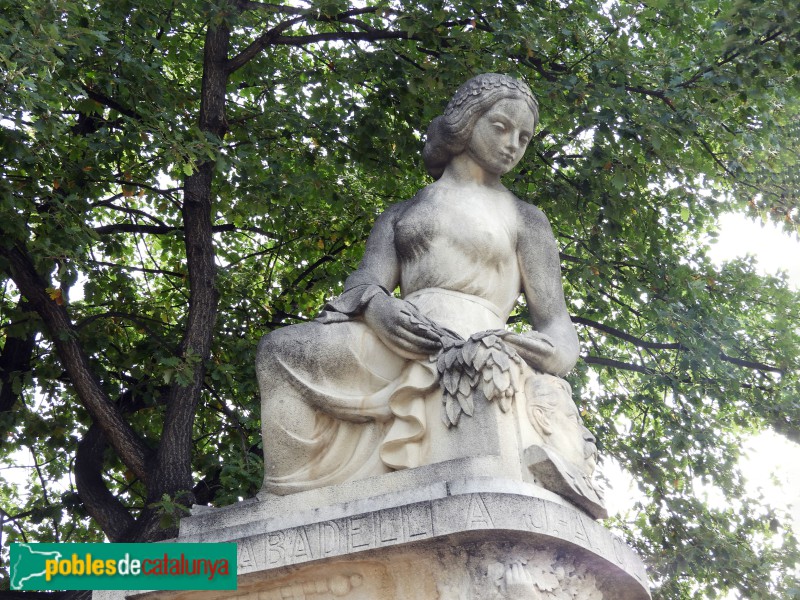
[465,97,536,177]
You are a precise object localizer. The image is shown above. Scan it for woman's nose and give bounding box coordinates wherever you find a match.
[507,132,523,152]
[582,427,596,444]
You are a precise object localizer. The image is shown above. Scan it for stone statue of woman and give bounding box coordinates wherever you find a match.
[256,74,583,497]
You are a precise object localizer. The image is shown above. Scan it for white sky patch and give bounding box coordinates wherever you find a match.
[707,213,800,522]
[742,430,800,525]
[601,211,800,530]
[708,212,800,288]
[598,456,638,517]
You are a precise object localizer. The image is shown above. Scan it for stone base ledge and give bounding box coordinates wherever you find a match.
[180,476,570,541]
[95,479,649,600]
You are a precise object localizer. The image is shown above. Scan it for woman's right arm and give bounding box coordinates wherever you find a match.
[321,202,441,359]
[343,203,404,292]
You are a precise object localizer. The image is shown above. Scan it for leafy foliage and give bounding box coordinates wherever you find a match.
[1,0,799,597]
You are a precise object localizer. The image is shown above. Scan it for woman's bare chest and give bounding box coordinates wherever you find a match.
[394,191,517,263]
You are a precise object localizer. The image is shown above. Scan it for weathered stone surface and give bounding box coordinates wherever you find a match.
[525,445,608,519]
[98,480,647,600]
[254,74,601,516]
[94,73,652,600]
[134,543,637,600]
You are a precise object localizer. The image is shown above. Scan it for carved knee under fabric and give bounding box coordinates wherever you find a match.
[259,319,406,493]
[258,289,511,493]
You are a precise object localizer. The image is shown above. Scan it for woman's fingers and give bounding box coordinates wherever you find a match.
[504,333,556,357]
[395,327,441,353]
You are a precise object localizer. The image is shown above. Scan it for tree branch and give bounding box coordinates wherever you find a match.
[0,299,36,413]
[583,354,654,375]
[192,466,222,506]
[108,179,182,198]
[719,352,783,374]
[76,311,174,335]
[88,260,184,278]
[575,316,783,374]
[0,244,152,482]
[80,83,143,121]
[573,316,685,351]
[277,243,348,299]
[145,18,228,510]
[677,26,784,91]
[227,16,306,73]
[94,223,275,237]
[271,29,410,48]
[625,86,676,111]
[228,8,410,73]
[75,423,136,542]
[234,0,307,15]
[94,223,182,235]
[91,200,170,226]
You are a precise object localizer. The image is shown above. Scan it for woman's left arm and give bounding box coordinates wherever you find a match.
[513,201,580,377]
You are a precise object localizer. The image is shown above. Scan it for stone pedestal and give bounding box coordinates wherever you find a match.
[101,474,649,600]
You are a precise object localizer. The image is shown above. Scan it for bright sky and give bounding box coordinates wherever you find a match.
[708,212,800,288]
[709,213,800,524]
[606,211,800,530]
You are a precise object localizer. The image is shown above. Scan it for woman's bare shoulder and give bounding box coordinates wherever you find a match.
[376,186,435,224]
[512,196,553,234]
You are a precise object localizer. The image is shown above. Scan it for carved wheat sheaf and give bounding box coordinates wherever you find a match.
[399,308,526,427]
[436,331,525,427]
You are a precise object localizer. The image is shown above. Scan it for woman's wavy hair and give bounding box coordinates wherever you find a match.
[423,73,539,180]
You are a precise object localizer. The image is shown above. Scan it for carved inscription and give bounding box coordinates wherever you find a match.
[405,502,433,539]
[347,514,373,551]
[543,502,571,538]
[237,501,436,571]
[522,497,546,530]
[232,493,648,588]
[465,494,495,529]
[320,521,340,557]
[571,512,594,546]
[379,507,402,543]
[477,495,648,586]
[237,536,257,571]
[267,531,286,566]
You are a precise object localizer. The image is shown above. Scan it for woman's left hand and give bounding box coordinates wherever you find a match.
[502,331,557,372]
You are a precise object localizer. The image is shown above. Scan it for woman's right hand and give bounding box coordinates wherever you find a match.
[363,294,442,360]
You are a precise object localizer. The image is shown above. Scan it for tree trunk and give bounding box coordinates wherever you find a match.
[141,16,229,523]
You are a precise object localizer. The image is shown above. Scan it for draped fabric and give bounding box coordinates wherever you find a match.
[262,288,507,495]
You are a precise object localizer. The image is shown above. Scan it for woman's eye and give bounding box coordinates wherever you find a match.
[493,122,506,131]
[520,135,531,145]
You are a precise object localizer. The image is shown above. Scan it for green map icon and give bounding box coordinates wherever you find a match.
[10,543,63,590]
